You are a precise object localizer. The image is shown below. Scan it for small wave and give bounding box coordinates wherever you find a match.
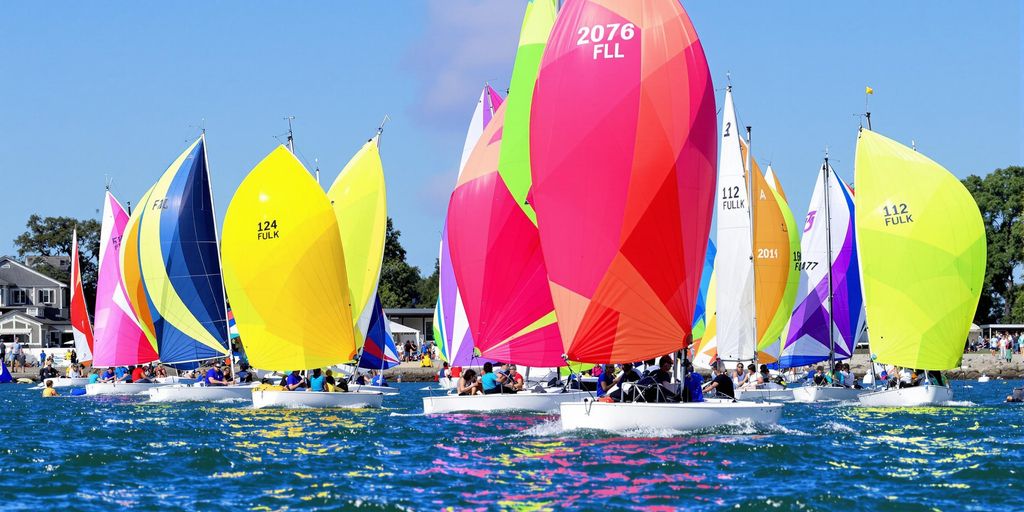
[213,398,248,404]
[389,412,425,417]
[518,420,564,438]
[942,400,977,407]
[820,421,856,434]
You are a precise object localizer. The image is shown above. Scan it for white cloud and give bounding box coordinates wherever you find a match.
[406,0,523,130]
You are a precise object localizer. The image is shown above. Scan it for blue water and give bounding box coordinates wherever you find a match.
[2,380,1023,511]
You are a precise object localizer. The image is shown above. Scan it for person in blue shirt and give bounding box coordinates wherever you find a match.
[596,365,615,398]
[370,370,388,387]
[88,369,101,384]
[309,368,326,392]
[684,362,704,403]
[480,362,501,394]
[204,363,228,386]
[285,370,306,391]
[99,367,116,383]
[114,366,129,382]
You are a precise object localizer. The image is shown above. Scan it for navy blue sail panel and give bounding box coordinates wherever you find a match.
[141,137,229,368]
[358,295,400,370]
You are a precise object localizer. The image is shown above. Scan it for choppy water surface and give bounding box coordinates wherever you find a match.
[1,380,1022,510]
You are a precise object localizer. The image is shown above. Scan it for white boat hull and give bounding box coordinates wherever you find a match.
[34,377,89,388]
[423,390,590,415]
[348,384,399,395]
[155,376,197,385]
[735,388,795,402]
[145,384,255,402]
[85,382,166,396]
[251,390,384,409]
[791,386,865,403]
[560,398,784,432]
[858,385,953,407]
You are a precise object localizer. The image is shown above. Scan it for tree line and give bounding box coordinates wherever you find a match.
[12,166,1022,322]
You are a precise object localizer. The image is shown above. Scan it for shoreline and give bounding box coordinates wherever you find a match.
[8,352,1022,383]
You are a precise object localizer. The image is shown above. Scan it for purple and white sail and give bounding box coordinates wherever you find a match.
[779,162,865,367]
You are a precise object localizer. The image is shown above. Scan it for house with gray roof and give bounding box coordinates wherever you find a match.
[0,256,71,348]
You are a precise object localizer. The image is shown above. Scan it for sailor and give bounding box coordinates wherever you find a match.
[285,370,306,391]
[205,362,228,387]
[370,370,388,387]
[309,368,326,392]
[702,362,735,399]
[38,360,59,381]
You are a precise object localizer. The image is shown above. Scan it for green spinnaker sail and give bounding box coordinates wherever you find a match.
[497,0,557,224]
[854,129,986,370]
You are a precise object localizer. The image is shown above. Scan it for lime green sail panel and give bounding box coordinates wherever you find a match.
[497,0,557,224]
[854,129,986,370]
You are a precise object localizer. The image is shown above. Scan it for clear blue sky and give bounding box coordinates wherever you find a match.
[0,1,1020,273]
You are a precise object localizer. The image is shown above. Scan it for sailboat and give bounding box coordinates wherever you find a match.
[42,229,95,388]
[433,85,503,378]
[327,134,399,396]
[134,136,253,402]
[711,87,796,403]
[86,191,164,395]
[222,145,382,409]
[784,159,868,403]
[734,163,800,401]
[855,128,985,407]
[529,0,780,431]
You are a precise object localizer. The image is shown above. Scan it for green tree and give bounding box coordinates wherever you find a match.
[417,258,440,307]
[963,166,1024,323]
[14,215,102,307]
[378,217,423,308]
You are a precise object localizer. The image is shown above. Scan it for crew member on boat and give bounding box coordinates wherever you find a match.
[131,365,152,383]
[38,361,59,381]
[99,367,116,383]
[285,370,306,390]
[480,362,514,395]
[114,366,129,383]
[204,362,230,387]
[683,361,704,403]
[309,368,326,392]
[457,369,480,396]
[370,370,388,387]
[703,362,735,399]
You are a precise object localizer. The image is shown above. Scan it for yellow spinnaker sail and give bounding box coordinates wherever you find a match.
[855,129,985,370]
[121,186,159,352]
[327,137,387,351]
[222,146,356,371]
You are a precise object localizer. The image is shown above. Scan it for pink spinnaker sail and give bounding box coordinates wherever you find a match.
[529,0,718,363]
[92,191,159,367]
[447,104,565,366]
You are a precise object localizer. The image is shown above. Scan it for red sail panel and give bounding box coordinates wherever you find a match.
[448,105,565,366]
[530,0,717,363]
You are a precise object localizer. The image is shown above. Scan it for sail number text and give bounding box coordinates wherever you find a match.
[757,248,779,259]
[721,185,744,210]
[576,22,635,60]
[882,203,913,226]
[257,219,279,241]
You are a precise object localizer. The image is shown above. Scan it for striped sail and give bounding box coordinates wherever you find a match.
[759,165,800,364]
[69,229,94,364]
[435,85,503,366]
[136,136,230,367]
[121,186,159,352]
[855,129,985,370]
[358,295,400,370]
[780,163,864,367]
[222,146,356,371]
[691,239,716,344]
[530,0,717,363]
[328,137,387,352]
[693,268,718,369]
[92,191,159,367]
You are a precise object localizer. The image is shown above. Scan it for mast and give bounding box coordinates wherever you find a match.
[284,116,296,154]
[745,125,758,367]
[823,150,836,374]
